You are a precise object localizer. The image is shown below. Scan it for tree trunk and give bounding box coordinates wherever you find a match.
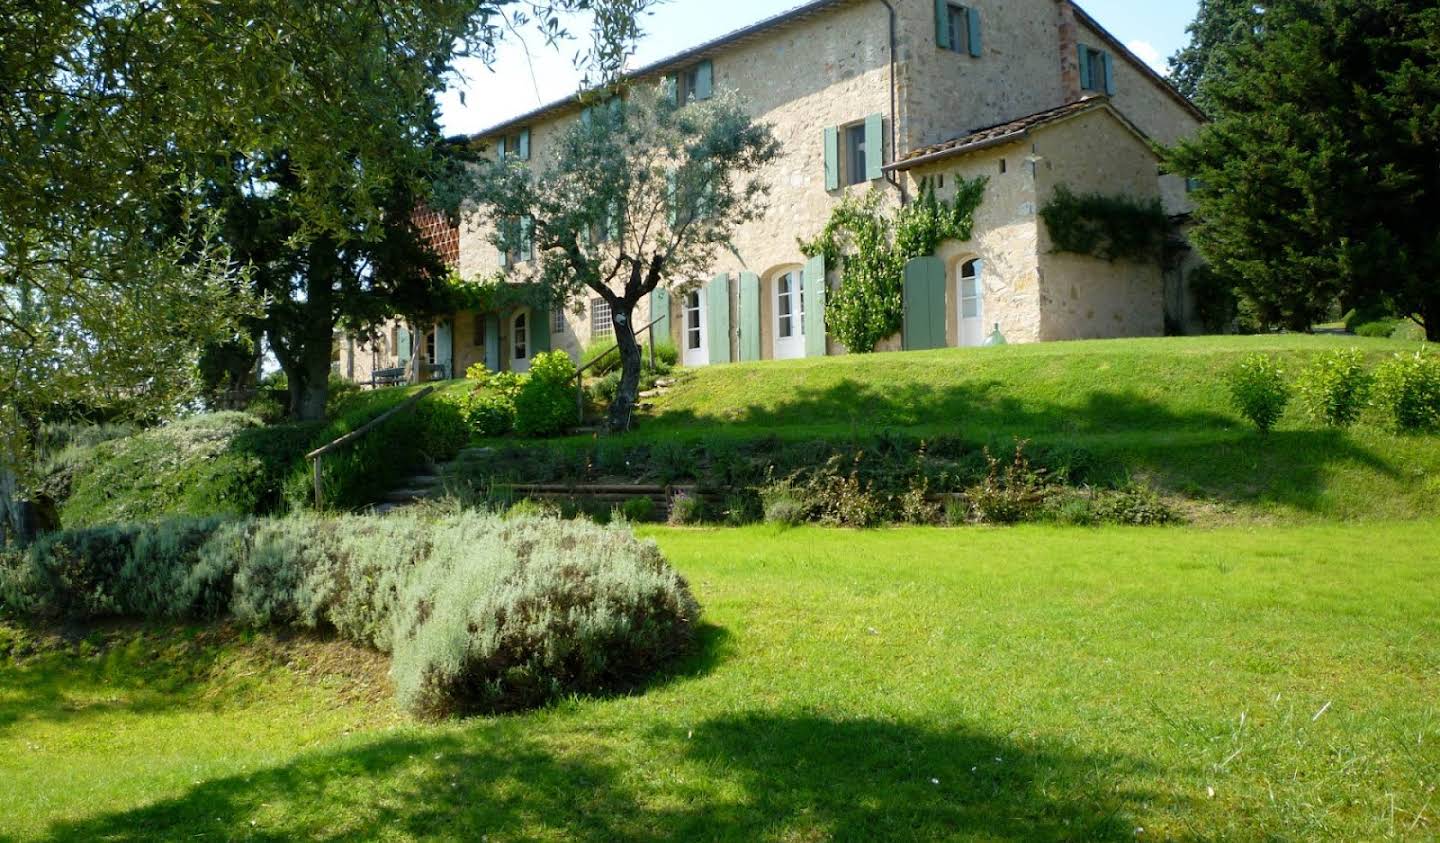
[279,237,339,422]
[1422,302,1438,343]
[606,301,643,432]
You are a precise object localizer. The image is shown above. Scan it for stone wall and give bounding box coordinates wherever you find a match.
[1032,108,1166,340]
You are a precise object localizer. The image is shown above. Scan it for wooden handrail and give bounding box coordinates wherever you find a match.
[306,384,436,508]
[571,314,665,423]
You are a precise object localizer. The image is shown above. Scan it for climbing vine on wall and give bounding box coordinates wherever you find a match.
[799,177,986,354]
[1039,185,1172,264]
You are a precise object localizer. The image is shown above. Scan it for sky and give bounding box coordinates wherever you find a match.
[437,0,1199,136]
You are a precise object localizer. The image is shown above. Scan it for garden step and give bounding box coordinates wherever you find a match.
[405,474,444,488]
[384,486,440,503]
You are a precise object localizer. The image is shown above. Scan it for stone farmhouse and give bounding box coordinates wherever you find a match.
[341,0,1205,382]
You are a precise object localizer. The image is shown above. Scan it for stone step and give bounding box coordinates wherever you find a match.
[384,486,440,503]
[405,474,443,488]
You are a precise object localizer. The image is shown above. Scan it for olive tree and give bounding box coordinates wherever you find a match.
[469,83,779,430]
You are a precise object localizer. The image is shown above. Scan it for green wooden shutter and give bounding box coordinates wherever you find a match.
[650,287,671,344]
[663,74,678,104]
[531,305,551,354]
[1077,44,1092,90]
[517,128,530,160]
[824,126,839,191]
[1102,52,1115,96]
[802,256,827,357]
[497,136,507,160]
[695,60,713,100]
[902,256,946,350]
[967,7,983,56]
[865,113,884,181]
[934,0,951,49]
[738,271,761,361]
[484,313,501,370]
[706,273,731,364]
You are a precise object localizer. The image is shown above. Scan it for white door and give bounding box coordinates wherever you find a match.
[682,291,708,366]
[773,269,805,360]
[957,259,985,347]
[510,309,531,372]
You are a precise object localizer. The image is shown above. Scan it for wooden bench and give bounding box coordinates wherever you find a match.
[366,363,449,389]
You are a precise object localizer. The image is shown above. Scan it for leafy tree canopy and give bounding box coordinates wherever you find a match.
[467,83,780,429]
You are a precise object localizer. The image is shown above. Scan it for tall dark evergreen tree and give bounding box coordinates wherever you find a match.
[1169,0,1440,339]
[1168,0,1264,111]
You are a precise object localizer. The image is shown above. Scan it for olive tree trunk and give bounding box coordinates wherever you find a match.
[606,301,644,432]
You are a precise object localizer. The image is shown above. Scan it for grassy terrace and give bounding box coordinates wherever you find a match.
[4,523,1438,840]
[558,334,1439,522]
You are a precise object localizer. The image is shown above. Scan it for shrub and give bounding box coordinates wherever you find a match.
[1093,482,1177,526]
[1295,349,1372,427]
[667,491,704,525]
[456,390,515,437]
[620,497,656,522]
[1354,319,1399,338]
[1227,354,1290,435]
[389,515,699,717]
[1,512,700,719]
[652,341,680,369]
[965,440,1049,525]
[514,351,577,437]
[1373,350,1440,431]
[762,493,806,527]
[898,483,941,525]
[465,362,492,383]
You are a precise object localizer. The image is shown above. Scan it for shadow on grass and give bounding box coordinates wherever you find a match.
[40,711,1174,841]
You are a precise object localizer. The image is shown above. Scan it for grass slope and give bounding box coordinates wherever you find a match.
[629,335,1440,521]
[4,522,1438,840]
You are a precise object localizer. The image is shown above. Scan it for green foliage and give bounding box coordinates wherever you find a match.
[1,511,699,719]
[514,351,577,437]
[1226,354,1290,435]
[1039,185,1172,264]
[460,392,517,437]
[1296,349,1373,427]
[667,492,704,526]
[1373,350,1440,432]
[1354,320,1399,339]
[1186,265,1240,333]
[465,362,493,382]
[619,497,656,522]
[1166,0,1440,339]
[1093,482,1177,526]
[964,441,1050,525]
[800,179,986,353]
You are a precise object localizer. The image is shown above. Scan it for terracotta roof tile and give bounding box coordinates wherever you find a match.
[888,97,1121,172]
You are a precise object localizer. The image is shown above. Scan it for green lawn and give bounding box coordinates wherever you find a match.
[4,522,1438,840]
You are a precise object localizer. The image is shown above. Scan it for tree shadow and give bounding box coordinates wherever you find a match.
[39,711,1178,841]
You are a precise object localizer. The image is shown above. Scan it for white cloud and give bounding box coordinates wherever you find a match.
[1125,40,1169,76]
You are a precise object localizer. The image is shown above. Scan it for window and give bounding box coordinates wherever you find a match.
[1078,44,1114,95]
[685,292,703,351]
[999,158,1007,174]
[672,60,713,105]
[844,123,868,187]
[498,216,533,267]
[551,308,565,333]
[777,271,805,339]
[944,4,970,54]
[497,128,530,161]
[936,3,982,57]
[425,328,436,362]
[473,314,486,347]
[590,297,613,338]
[1185,177,1203,193]
[960,260,982,319]
[513,312,527,361]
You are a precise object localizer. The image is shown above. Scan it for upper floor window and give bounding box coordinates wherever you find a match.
[823,114,885,190]
[497,128,530,162]
[936,3,982,58]
[844,123,868,187]
[498,215,534,268]
[590,297,614,338]
[669,59,713,105]
[1078,44,1115,96]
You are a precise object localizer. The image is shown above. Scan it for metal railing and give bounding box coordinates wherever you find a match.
[571,314,665,423]
[305,385,436,509]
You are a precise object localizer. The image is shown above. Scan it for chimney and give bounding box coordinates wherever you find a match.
[1057,0,1081,103]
